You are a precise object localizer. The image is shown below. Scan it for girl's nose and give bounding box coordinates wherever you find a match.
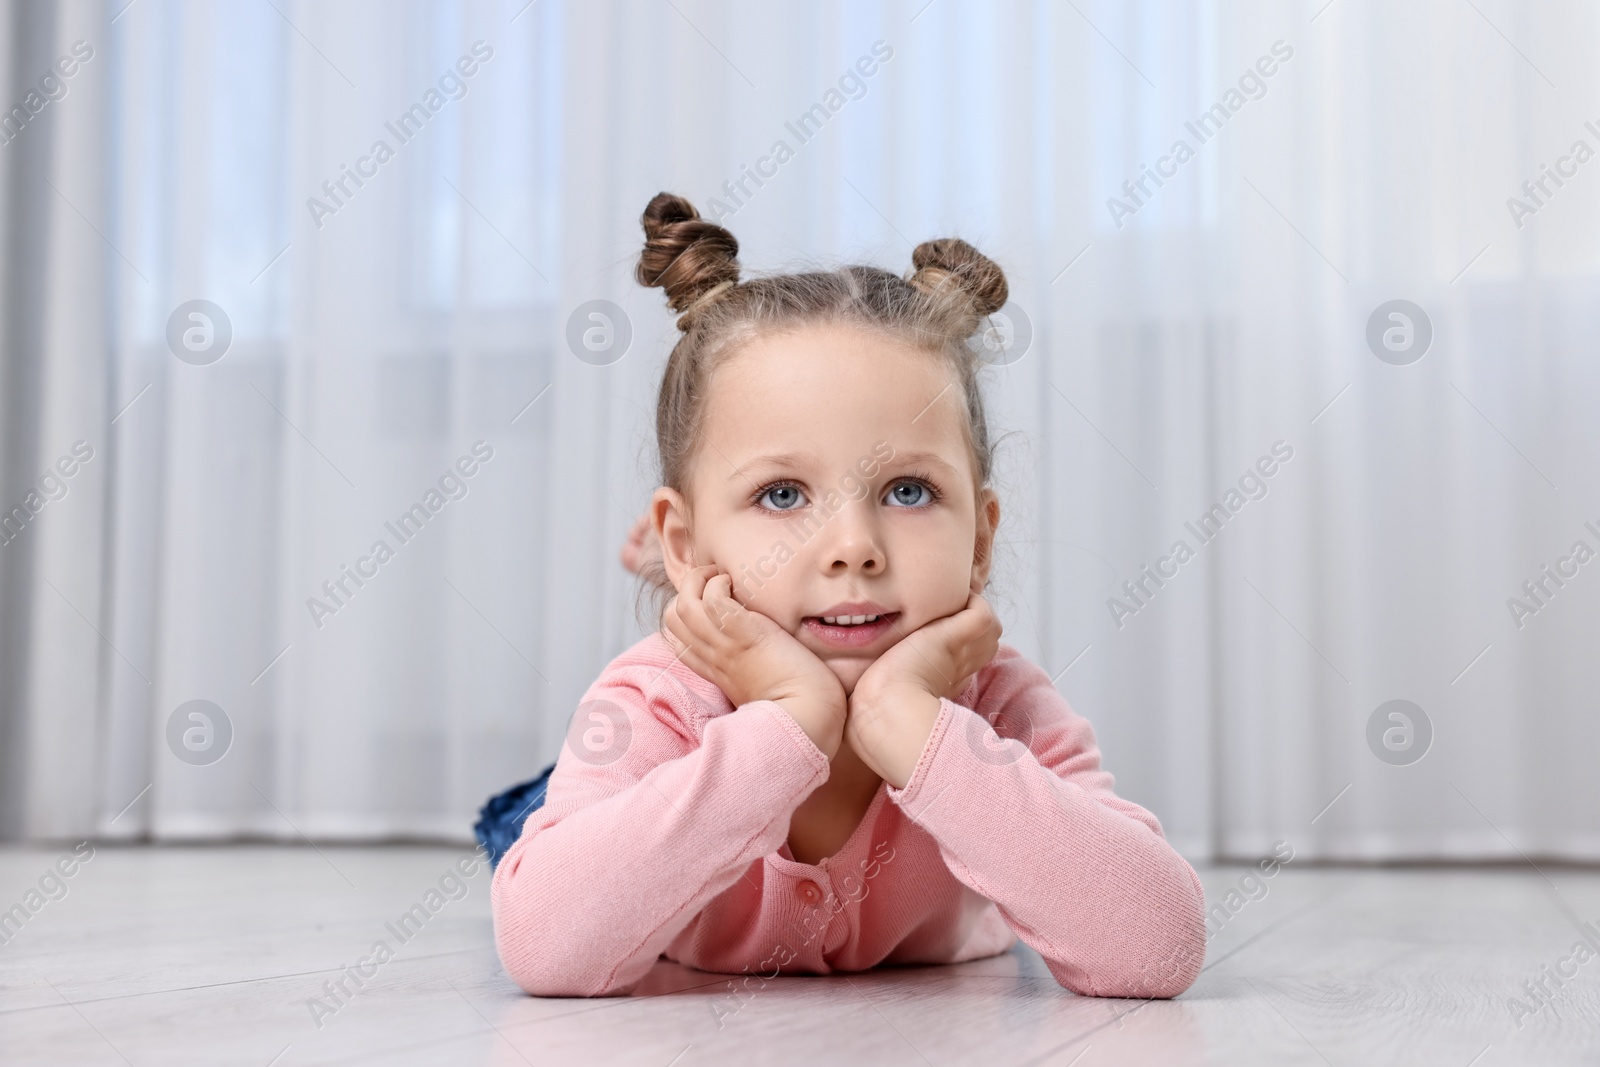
[823,507,885,575]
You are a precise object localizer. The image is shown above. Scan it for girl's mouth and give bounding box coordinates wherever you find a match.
[801,612,901,650]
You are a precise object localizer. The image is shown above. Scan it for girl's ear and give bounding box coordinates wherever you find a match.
[970,487,1001,593]
[651,486,698,587]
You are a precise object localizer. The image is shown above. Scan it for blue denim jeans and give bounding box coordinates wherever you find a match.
[474,762,556,870]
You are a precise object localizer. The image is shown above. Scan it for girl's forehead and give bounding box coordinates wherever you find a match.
[713,325,952,404]
[699,325,977,477]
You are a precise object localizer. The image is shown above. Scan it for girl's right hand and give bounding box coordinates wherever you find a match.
[662,565,846,758]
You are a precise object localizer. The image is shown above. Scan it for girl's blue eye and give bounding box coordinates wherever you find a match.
[759,484,807,511]
[886,481,932,507]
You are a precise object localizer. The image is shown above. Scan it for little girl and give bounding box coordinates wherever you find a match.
[488,193,1207,1001]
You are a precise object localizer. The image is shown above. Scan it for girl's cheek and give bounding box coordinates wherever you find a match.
[899,529,967,587]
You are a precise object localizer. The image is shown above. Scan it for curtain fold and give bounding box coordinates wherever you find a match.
[0,0,114,841]
[0,0,1595,861]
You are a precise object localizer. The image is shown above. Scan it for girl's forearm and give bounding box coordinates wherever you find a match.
[886,698,1208,998]
[491,700,829,997]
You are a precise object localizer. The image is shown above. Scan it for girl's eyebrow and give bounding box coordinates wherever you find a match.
[880,450,963,478]
[727,451,817,480]
[729,449,964,481]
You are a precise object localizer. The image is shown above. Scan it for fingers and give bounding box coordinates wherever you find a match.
[660,568,822,711]
[674,563,718,601]
[704,572,734,602]
[903,596,999,692]
[958,594,1002,641]
[668,566,759,651]
[671,565,725,638]
[664,584,728,645]
[958,595,1002,653]
[964,592,997,624]
[701,572,741,630]
[662,598,725,689]
[918,595,993,644]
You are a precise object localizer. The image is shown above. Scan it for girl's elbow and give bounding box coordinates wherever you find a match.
[491,870,641,996]
[1128,944,1204,998]
[1057,942,1203,999]
[1057,910,1207,998]
[507,964,630,999]
[1106,855,1209,997]
[496,935,637,998]
[1122,915,1207,998]
[492,902,641,997]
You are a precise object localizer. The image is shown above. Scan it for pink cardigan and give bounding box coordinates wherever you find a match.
[491,634,1207,999]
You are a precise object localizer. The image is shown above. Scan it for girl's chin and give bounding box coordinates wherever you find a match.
[824,657,874,695]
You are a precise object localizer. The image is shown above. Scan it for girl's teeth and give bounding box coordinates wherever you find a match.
[821,614,880,626]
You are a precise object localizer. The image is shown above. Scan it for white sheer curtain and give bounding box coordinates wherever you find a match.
[1,0,1596,861]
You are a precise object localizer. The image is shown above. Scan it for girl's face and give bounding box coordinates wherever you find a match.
[654,323,1000,694]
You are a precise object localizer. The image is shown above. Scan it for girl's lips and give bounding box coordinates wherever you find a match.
[801,612,901,650]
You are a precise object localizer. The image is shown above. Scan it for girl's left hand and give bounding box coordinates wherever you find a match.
[846,594,1003,787]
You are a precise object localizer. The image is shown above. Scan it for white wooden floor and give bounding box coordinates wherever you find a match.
[1,846,1597,1066]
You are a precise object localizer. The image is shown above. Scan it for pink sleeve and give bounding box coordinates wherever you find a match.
[884,650,1207,998]
[491,669,830,997]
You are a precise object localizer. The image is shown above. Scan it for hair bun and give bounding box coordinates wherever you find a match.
[636,193,740,327]
[909,238,1008,320]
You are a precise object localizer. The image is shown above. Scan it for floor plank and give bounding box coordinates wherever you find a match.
[1,846,1597,1065]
